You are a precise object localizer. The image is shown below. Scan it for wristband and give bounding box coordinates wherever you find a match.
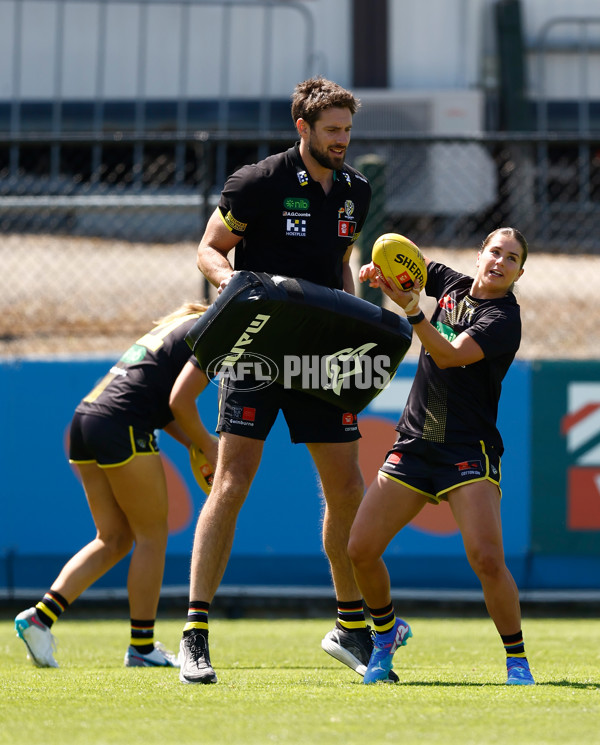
[406,310,425,325]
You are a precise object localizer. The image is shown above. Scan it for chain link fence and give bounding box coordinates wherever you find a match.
[1,132,599,359]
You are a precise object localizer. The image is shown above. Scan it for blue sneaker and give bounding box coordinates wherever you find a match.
[363,618,412,684]
[506,657,535,685]
[321,625,399,682]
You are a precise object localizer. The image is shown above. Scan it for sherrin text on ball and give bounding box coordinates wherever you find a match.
[371,233,427,291]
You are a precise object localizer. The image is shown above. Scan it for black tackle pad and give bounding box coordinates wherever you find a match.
[186,271,412,414]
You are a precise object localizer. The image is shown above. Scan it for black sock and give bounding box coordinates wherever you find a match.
[183,600,210,638]
[130,619,155,655]
[35,590,69,628]
[335,599,367,632]
[367,602,396,634]
[501,630,526,659]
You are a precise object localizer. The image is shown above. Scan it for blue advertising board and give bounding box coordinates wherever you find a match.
[0,355,532,593]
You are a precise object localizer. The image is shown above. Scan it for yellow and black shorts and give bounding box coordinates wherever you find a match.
[379,434,501,504]
[69,410,159,467]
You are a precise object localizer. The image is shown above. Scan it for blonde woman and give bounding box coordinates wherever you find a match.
[15,303,217,668]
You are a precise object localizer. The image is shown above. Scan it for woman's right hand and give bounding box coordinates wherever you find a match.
[358,261,382,287]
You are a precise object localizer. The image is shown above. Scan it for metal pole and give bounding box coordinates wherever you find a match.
[354,153,386,306]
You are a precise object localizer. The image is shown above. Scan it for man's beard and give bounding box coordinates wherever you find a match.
[308,136,345,171]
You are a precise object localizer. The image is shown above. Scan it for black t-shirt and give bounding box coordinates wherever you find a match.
[218,143,372,289]
[75,314,203,431]
[397,261,521,453]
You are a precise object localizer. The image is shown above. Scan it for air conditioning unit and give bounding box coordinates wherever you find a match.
[350,90,497,216]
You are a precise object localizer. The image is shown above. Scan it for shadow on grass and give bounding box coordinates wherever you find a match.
[224,667,600,689]
[348,680,600,689]
[540,680,600,689]
[360,680,600,689]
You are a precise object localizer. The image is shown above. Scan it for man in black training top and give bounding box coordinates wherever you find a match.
[178,76,385,684]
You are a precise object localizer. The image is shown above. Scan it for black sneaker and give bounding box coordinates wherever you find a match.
[179,629,217,684]
[321,626,399,683]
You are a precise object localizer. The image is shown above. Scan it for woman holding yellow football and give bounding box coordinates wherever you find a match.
[350,227,534,686]
[15,302,217,669]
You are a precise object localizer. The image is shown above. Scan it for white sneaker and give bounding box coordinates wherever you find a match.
[179,630,217,684]
[15,607,59,668]
[124,641,180,667]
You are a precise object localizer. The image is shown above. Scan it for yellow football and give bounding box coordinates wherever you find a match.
[371,233,427,292]
[189,436,218,495]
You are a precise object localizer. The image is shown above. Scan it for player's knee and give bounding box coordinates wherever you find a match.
[347,527,378,567]
[347,536,361,566]
[206,470,252,513]
[344,464,365,494]
[468,547,504,581]
[349,473,366,502]
[98,527,134,560]
[133,520,169,546]
[325,471,364,507]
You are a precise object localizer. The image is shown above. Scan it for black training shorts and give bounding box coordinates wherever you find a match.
[379,434,501,503]
[69,411,160,467]
[217,378,360,443]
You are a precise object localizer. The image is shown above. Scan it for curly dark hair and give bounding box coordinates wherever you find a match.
[291,76,360,127]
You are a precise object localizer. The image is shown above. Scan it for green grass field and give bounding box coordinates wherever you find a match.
[1,616,599,745]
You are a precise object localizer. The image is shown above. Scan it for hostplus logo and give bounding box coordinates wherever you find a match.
[285,217,307,237]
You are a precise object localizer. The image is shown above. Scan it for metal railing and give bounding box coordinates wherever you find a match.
[1,0,317,185]
[1,130,599,361]
[2,129,600,242]
[531,16,600,241]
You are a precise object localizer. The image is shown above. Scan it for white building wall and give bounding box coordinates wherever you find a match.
[388,0,486,90]
[521,0,600,101]
[1,0,600,102]
[0,0,337,101]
